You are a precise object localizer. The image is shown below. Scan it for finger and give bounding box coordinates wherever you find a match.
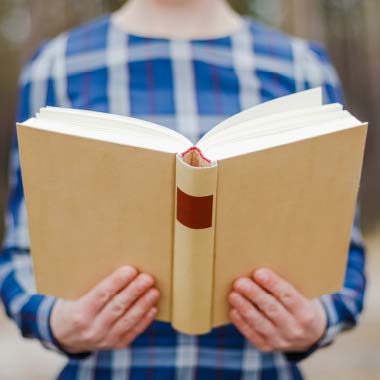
[115,307,157,348]
[94,273,155,328]
[253,269,309,316]
[80,266,138,315]
[229,309,272,352]
[107,288,160,338]
[229,291,276,338]
[233,277,295,328]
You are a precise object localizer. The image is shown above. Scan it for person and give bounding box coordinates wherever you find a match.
[0,0,366,379]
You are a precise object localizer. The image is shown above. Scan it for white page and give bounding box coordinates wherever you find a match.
[20,88,358,162]
[22,118,191,154]
[197,104,342,150]
[203,116,362,161]
[40,107,191,147]
[198,88,322,144]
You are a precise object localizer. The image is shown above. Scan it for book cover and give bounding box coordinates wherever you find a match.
[16,89,367,334]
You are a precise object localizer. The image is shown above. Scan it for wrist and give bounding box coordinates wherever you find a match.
[49,298,92,358]
[312,299,328,344]
[49,298,91,359]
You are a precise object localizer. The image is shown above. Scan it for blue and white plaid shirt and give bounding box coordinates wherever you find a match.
[0,15,366,380]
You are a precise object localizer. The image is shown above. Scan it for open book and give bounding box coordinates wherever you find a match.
[17,88,367,334]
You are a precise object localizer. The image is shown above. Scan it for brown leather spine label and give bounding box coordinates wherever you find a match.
[176,187,213,229]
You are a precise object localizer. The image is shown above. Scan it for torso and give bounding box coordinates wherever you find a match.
[25,14,319,379]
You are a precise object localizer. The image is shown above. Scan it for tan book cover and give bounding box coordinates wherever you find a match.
[16,89,367,334]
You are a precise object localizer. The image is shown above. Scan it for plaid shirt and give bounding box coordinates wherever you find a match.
[0,15,366,380]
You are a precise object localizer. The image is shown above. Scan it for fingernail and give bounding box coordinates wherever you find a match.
[228,292,237,304]
[234,277,250,291]
[121,266,137,280]
[255,269,268,282]
[139,273,154,286]
[149,288,160,299]
[230,308,240,320]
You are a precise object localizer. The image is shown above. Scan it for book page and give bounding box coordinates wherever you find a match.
[23,106,192,154]
[201,115,360,161]
[198,104,343,149]
[198,87,322,144]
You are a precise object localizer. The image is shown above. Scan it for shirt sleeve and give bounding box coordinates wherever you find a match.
[286,41,367,362]
[0,39,89,359]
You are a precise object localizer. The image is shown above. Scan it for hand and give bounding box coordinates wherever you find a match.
[228,268,327,353]
[50,266,159,353]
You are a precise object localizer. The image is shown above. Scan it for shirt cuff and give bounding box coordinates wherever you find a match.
[316,294,342,347]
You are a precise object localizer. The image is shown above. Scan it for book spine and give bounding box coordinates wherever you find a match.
[172,149,218,334]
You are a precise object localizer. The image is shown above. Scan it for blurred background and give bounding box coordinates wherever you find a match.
[0,0,379,379]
